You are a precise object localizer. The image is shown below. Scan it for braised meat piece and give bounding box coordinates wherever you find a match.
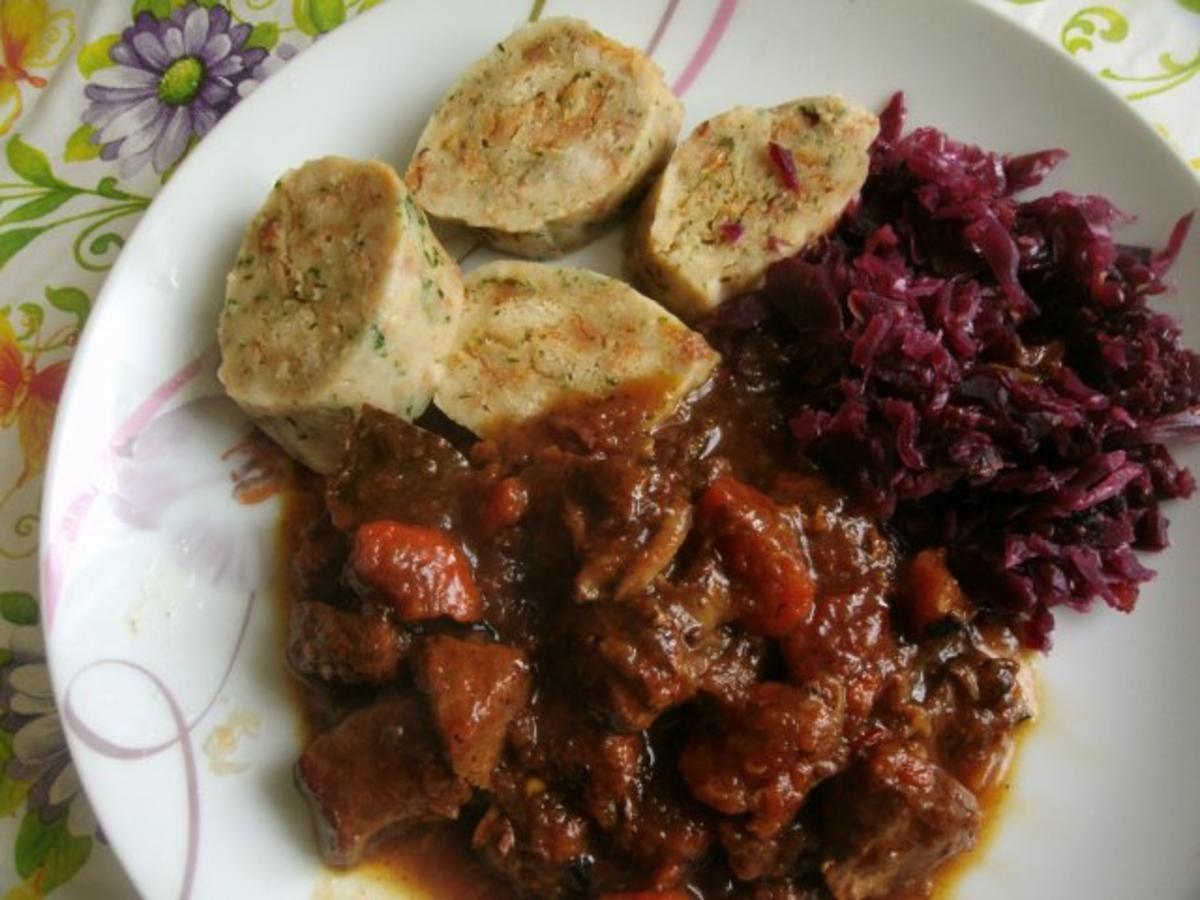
[821,741,980,900]
[571,593,719,732]
[554,453,688,604]
[506,695,648,832]
[327,407,471,532]
[419,635,531,788]
[582,733,646,831]
[286,600,408,684]
[719,817,820,882]
[607,779,714,888]
[780,591,905,741]
[679,680,845,838]
[295,697,470,866]
[918,628,1036,793]
[695,628,768,703]
[473,777,593,900]
[769,472,896,602]
[292,511,348,603]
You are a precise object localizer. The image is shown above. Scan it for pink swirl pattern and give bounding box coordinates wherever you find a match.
[61,590,256,900]
[671,0,739,96]
[645,0,680,56]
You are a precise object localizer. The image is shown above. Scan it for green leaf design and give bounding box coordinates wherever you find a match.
[294,0,347,34]
[76,34,119,78]
[14,811,52,879]
[45,287,90,328]
[95,176,131,200]
[0,137,149,270]
[17,303,44,337]
[1101,49,1200,100]
[0,227,49,270]
[1176,0,1200,12]
[0,192,73,226]
[84,230,125,261]
[292,0,318,34]
[358,0,383,10]
[313,0,348,31]
[131,0,183,19]
[65,124,100,163]
[0,743,31,816]
[42,831,92,894]
[7,137,70,191]
[15,811,92,894]
[246,21,280,51]
[0,592,37,626]
[1060,6,1129,56]
[0,774,32,817]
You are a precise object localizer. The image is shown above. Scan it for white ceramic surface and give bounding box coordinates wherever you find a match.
[39,1,1200,898]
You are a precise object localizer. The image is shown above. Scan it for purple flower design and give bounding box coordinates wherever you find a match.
[83,5,268,177]
[0,650,97,839]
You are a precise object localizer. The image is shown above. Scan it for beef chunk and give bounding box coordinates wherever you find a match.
[295,696,470,866]
[327,408,471,532]
[286,601,408,684]
[555,453,687,604]
[609,781,713,888]
[292,511,348,602]
[821,741,980,900]
[506,694,648,832]
[572,596,714,732]
[473,779,592,899]
[768,472,896,601]
[918,628,1035,793]
[419,636,531,788]
[696,629,767,703]
[582,733,646,831]
[720,818,820,882]
[679,680,844,838]
[780,591,905,740]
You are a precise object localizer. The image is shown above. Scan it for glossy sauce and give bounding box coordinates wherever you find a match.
[279,338,1035,899]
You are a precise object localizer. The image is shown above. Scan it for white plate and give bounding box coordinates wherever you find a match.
[39,1,1200,898]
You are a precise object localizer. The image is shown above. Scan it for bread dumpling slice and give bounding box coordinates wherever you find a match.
[406,17,683,259]
[435,261,718,436]
[630,96,879,320]
[218,157,464,473]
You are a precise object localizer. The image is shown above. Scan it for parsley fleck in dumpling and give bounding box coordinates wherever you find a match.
[406,17,683,259]
[630,96,879,319]
[435,261,718,436]
[218,157,464,473]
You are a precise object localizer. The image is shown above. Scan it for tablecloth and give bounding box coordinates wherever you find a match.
[0,0,1193,896]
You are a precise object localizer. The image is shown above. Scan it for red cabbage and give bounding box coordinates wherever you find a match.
[719,92,1199,649]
